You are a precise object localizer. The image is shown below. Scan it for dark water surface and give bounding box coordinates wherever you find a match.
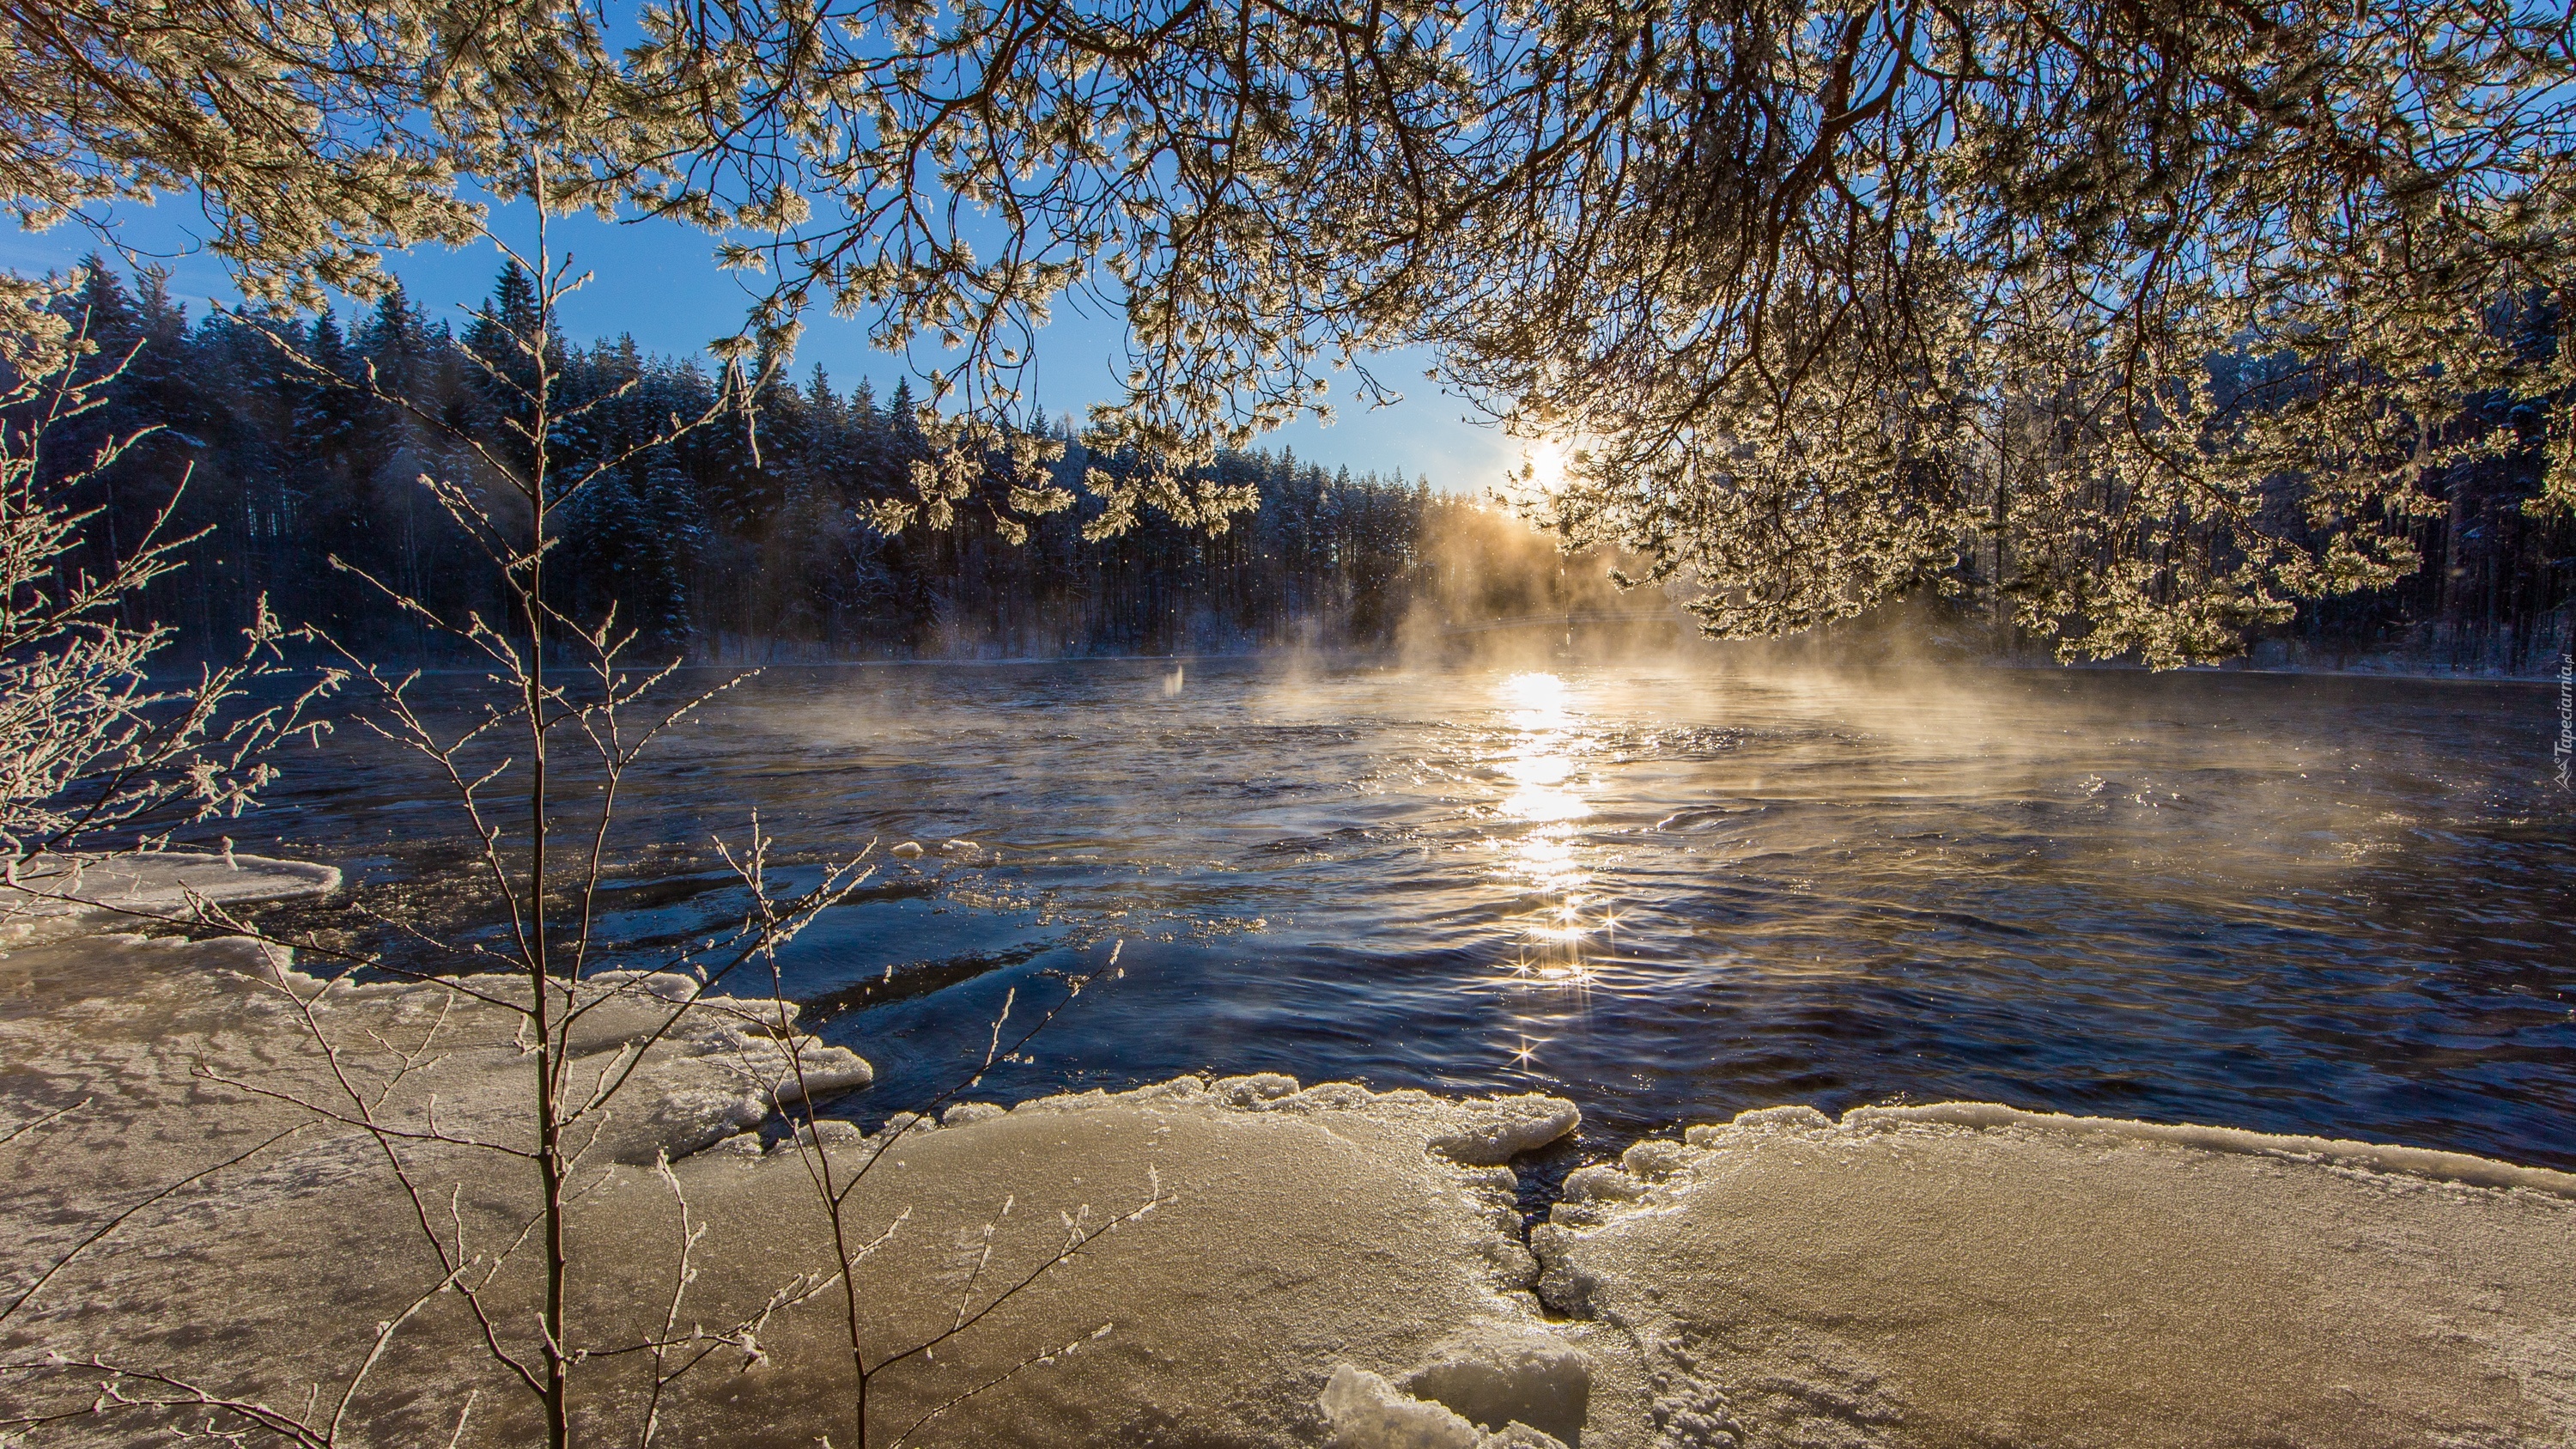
[239,661,2576,1171]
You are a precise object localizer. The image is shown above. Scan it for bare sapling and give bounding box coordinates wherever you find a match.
[0,174,869,1446]
[3,169,1159,1449]
[752,928,1160,1449]
[0,272,339,895]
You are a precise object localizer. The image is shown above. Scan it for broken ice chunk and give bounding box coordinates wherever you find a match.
[1427,1095,1580,1166]
[1322,1366,1571,1449]
[1400,1322,1592,1441]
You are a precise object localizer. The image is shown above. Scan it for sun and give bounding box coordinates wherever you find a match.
[1522,439,1568,495]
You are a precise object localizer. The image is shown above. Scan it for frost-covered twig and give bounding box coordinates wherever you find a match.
[747,924,1145,1447]
[1,186,848,1449]
[0,1355,331,1446]
[881,1323,1115,1449]
[0,276,343,879]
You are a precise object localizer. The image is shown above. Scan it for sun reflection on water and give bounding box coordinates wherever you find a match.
[1498,673,1592,825]
[1483,672,1619,1021]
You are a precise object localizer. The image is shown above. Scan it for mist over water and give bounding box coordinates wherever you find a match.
[244,658,2575,1171]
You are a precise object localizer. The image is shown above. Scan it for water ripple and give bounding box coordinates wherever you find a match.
[236,660,2575,1170]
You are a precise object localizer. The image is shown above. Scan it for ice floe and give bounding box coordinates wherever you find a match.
[1530,1102,2576,1449]
[3,855,2570,1447]
[2,849,340,933]
[0,872,1594,1446]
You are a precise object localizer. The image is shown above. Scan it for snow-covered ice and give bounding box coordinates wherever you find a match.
[0,856,1591,1446]
[1322,1362,1575,1449]
[3,854,2571,1446]
[1531,1102,2576,1449]
[2,849,340,929]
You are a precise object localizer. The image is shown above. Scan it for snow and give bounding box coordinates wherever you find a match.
[1325,1366,1495,1449]
[1393,1319,1593,1440]
[1531,1102,2576,1449]
[5,855,2572,1446]
[586,972,877,1157]
[553,1070,1591,1445]
[2,849,339,931]
[1425,1096,1585,1167]
[0,882,1594,1446]
[1321,1364,1573,1449]
[1842,1099,2576,1196]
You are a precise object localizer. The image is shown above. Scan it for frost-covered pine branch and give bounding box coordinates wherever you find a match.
[19,0,2575,657]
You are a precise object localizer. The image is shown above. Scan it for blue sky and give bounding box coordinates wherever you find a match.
[1,198,1528,493]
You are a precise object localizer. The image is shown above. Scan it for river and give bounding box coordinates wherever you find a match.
[233,658,2575,1172]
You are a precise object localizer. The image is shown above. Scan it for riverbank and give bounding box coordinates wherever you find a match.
[2,855,2569,1446]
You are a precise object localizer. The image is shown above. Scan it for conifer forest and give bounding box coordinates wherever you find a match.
[34,258,2575,672]
[36,258,1631,664]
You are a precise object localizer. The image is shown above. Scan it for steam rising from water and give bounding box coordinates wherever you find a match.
[239,658,2576,1171]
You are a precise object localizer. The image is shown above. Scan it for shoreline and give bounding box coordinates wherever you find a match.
[3,855,2569,1447]
[147,648,2576,686]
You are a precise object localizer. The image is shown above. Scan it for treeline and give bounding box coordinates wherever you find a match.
[31,259,1600,663]
[44,258,2557,673]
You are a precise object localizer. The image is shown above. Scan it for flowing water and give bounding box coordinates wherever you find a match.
[239,659,2576,1172]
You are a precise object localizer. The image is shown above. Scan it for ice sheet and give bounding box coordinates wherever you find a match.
[3,849,340,931]
[1531,1103,2576,1449]
[0,892,1589,1446]
[4,856,2569,1447]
